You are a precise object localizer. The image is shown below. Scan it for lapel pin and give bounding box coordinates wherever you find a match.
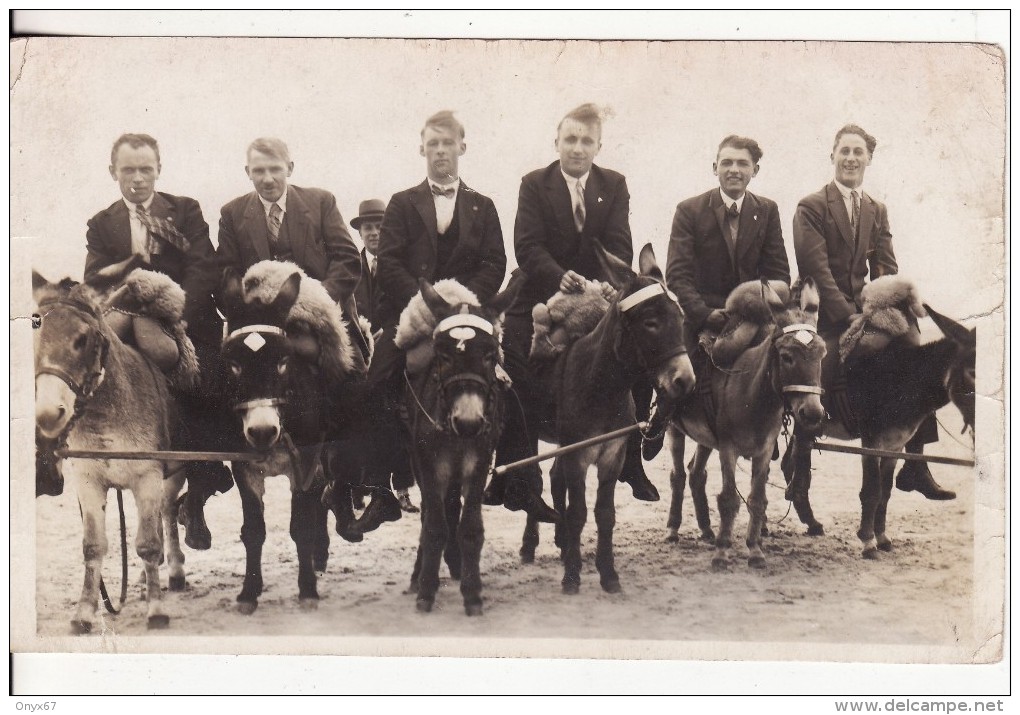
[597,197,603,203]
[753,215,758,221]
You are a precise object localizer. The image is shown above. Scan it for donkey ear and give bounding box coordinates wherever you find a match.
[924,304,974,347]
[420,278,451,318]
[593,239,636,290]
[219,267,245,320]
[761,279,786,312]
[271,272,301,321]
[32,270,50,293]
[484,279,521,320]
[637,243,664,282]
[84,253,144,290]
[797,276,819,315]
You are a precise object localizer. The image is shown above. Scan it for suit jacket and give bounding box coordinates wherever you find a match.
[84,191,221,344]
[665,188,790,332]
[375,179,506,328]
[793,181,897,333]
[216,184,362,323]
[353,249,382,331]
[509,161,633,316]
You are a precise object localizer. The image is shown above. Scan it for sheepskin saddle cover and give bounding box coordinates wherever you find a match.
[529,280,612,362]
[703,280,791,368]
[242,260,359,384]
[117,268,200,392]
[839,275,926,362]
[395,280,499,375]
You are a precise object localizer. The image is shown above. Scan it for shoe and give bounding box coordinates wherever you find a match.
[178,491,212,551]
[396,489,419,513]
[896,461,956,501]
[641,431,665,461]
[351,486,367,511]
[353,489,402,534]
[322,482,363,543]
[503,478,559,523]
[482,473,506,506]
[619,438,660,501]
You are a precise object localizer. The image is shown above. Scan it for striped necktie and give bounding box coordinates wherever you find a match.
[574,181,586,232]
[136,204,189,253]
[850,190,861,239]
[267,202,282,246]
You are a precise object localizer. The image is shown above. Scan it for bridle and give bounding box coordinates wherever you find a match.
[404,311,502,435]
[223,323,290,414]
[617,281,688,374]
[772,321,826,399]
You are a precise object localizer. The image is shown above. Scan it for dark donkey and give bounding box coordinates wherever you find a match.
[782,305,976,558]
[219,267,339,613]
[666,278,827,569]
[522,243,696,594]
[403,279,518,615]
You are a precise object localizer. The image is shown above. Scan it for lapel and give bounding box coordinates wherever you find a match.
[108,200,133,258]
[242,192,272,261]
[410,180,438,254]
[826,182,856,250]
[855,190,876,262]
[284,186,312,267]
[709,190,732,259]
[581,167,605,236]
[447,181,478,265]
[734,192,761,263]
[361,250,375,295]
[546,163,578,237]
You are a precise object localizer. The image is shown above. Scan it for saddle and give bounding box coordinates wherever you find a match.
[528,280,611,363]
[394,279,488,375]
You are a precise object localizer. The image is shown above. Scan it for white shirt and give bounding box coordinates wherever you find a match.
[834,180,864,224]
[123,195,156,258]
[561,169,589,220]
[430,178,460,234]
[258,187,289,221]
[718,189,745,215]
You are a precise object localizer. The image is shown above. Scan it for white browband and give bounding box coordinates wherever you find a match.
[782,385,825,395]
[782,323,817,334]
[434,313,495,337]
[618,283,679,313]
[228,324,286,340]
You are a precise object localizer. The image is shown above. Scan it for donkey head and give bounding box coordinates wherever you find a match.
[595,241,695,404]
[924,304,976,436]
[220,267,301,450]
[420,278,516,438]
[770,276,827,435]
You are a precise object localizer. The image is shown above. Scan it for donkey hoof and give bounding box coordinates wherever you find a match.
[416,597,434,613]
[665,531,679,544]
[147,614,170,630]
[748,555,767,570]
[464,602,483,617]
[520,548,535,564]
[168,575,187,592]
[711,557,729,572]
[862,547,880,560]
[562,580,580,595]
[237,600,258,615]
[700,530,717,543]
[877,536,893,552]
[70,619,93,635]
[299,597,319,611]
[807,522,825,537]
[600,578,622,594]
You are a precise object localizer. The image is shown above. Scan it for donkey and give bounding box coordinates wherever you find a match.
[521,243,695,594]
[666,278,827,569]
[219,265,347,613]
[34,271,184,632]
[400,279,517,615]
[782,305,976,558]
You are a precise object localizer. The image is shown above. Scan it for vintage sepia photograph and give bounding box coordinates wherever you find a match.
[8,10,1008,698]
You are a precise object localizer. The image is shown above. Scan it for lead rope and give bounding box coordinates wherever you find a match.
[403,370,444,431]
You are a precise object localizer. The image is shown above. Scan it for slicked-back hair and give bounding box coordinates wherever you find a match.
[110,133,160,166]
[557,102,603,134]
[832,124,877,156]
[717,135,763,164]
[421,110,465,140]
[247,137,292,164]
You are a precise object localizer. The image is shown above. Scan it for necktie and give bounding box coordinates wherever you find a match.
[574,181,586,232]
[850,190,861,239]
[267,202,282,247]
[431,184,455,199]
[370,256,377,275]
[136,204,189,253]
[726,202,739,249]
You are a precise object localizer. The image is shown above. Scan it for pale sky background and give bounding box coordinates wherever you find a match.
[7,11,1010,700]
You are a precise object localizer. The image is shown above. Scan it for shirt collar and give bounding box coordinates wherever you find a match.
[123,193,155,213]
[834,180,864,199]
[429,177,461,197]
[258,186,288,214]
[561,169,590,191]
[719,189,745,213]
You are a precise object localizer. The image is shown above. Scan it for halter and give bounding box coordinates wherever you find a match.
[224,324,290,412]
[774,322,825,397]
[35,298,111,406]
[617,281,688,374]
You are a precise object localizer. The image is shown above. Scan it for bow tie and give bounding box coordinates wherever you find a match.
[431,184,455,199]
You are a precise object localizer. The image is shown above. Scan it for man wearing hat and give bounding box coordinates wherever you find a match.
[350,198,419,514]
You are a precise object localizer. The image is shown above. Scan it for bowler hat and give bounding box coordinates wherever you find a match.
[351,198,387,230]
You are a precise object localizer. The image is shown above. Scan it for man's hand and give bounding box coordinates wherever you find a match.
[559,270,586,294]
[599,281,617,302]
[704,309,728,332]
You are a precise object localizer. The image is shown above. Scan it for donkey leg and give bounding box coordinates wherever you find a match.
[134,470,170,629]
[459,460,486,616]
[874,456,898,552]
[416,461,451,612]
[559,453,588,595]
[312,487,330,574]
[857,454,883,559]
[520,514,540,564]
[713,449,741,571]
[689,444,716,542]
[290,488,321,608]
[443,482,463,581]
[665,427,687,543]
[162,464,188,592]
[235,465,266,614]
[745,454,770,569]
[594,447,623,593]
[551,458,567,553]
[72,479,108,634]
[785,432,824,536]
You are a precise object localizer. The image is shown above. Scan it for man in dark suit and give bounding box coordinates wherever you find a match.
[666,134,791,351]
[80,133,231,549]
[794,124,952,500]
[487,102,655,521]
[349,110,508,534]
